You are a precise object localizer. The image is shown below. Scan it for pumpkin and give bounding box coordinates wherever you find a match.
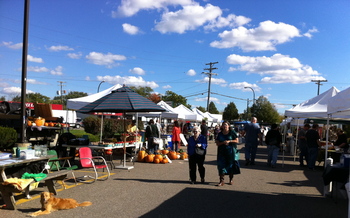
[44,122,49,127]
[154,158,160,164]
[49,122,54,127]
[168,151,177,160]
[154,154,163,162]
[161,149,169,155]
[35,117,45,127]
[137,150,146,162]
[145,154,155,163]
[27,120,32,126]
[161,158,169,164]
[180,152,188,160]
[105,150,113,155]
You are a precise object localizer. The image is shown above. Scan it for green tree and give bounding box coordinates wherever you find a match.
[130,86,153,98]
[223,102,239,121]
[162,90,191,108]
[0,96,5,101]
[53,91,88,107]
[197,106,206,113]
[253,96,280,124]
[12,93,51,103]
[208,101,219,114]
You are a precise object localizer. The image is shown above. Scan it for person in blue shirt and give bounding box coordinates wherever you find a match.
[243,117,262,166]
[187,126,208,184]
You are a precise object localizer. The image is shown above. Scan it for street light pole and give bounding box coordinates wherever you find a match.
[244,86,255,116]
[97,81,105,92]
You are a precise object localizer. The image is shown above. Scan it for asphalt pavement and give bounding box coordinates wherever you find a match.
[1,141,348,218]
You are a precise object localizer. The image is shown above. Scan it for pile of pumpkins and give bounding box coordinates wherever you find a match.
[137,149,188,164]
[27,117,68,127]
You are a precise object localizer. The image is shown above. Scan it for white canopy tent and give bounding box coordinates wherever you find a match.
[173,104,201,121]
[192,108,208,122]
[67,84,122,110]
[325,86,350,214]
[134,101,179,119]
[204,112,219,123]
[284,86,340,118]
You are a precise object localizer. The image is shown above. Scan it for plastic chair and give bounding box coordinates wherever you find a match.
[47,150,78,188]
[78,147,110,183]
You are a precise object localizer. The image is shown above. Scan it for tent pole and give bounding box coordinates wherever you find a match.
[115,112,134,170]
[100,113,104,143]
[294,118,300,162]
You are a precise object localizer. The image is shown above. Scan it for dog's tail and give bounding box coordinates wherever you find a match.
[78,201,92,207]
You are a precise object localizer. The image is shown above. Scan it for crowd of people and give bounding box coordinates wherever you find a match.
[141,116,349,185]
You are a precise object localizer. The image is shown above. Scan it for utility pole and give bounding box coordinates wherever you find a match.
[202,62,218,111]
[311,79,327,95]
[57,81,66,105]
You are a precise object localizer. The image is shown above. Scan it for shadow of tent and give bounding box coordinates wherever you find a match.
[139,188,347,218]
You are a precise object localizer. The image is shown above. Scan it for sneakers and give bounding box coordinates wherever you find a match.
[201,179,205,184]
[245,159,250,166]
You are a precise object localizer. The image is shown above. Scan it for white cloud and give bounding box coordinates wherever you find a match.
[114,0,193,17]
[228,82,261,92]
[195,77,227,87]
[303,27,318,38]
[186,69,196,76]
[67,52,82,59]
[27,79,47,85]
[47,45,74,52]
[155,3,222,34]
[122,23,141,35]
[27,55,44,63]
[2,87,34,95]
[27,66,49,73]
[86,52,127,68]
[162,85,171,89]
[204,14,251,31]
[50,66,63,75]
[210,20,301,51]
[129,67,145,75]
[226,53,325,84]
[1,41,22,49]
[195,96,220,104]
[97,75,159,89]
[85,76,91,81]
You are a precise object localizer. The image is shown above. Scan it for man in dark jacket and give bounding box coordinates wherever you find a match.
[265,124,282,168]
[145,119,159,154]
[305,124,321,170]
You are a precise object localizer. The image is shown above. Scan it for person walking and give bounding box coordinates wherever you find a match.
[145,119,159,154]
[243,117,262,166]
[265,124,282,168]
[187,126,207,184]
[172,120,181,152]
[215,121,240,186]
[305,124,321,170]
[298,124,310,167]
[200,120,208,140]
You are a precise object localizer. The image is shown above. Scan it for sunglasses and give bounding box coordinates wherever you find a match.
[193,131,198,133]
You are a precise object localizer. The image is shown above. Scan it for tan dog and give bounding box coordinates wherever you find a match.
[28,192,92,217]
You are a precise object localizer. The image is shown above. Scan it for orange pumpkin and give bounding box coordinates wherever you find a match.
[105,150,113,155]
[49,122,54,127]
[154,154,163,162]
[44,122,49,126]
[145,154,155,163]
[168,151,177,160]
[154,159,160,164]
[137,150,146,162]
[161,149,169,155]
[161,158,169,164]
[35,117,45,127]
[27,120,32,126]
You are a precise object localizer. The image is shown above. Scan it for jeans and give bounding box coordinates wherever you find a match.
[267,145,279,166]
[307,147,318,169]
[173,141,179,152]
[299,144,308,165]
[245,142,258,162]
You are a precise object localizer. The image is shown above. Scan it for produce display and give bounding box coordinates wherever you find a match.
[137,148,188,164]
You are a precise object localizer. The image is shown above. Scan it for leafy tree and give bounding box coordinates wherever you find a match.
[53,91,88,107]
[162,90,191,108]
[208,101,219,114]
[222,102,239,121]
[0,96,5,101]
[12,93,51,103]
[252,96,280,124]
[130,86,153,98]
[197,106,206,113]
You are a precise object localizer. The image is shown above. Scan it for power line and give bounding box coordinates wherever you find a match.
[311,79,327,95]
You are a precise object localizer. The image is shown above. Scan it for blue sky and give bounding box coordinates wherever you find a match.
[1,0,350,115]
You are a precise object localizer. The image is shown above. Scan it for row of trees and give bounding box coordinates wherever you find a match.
[1,86,283,124]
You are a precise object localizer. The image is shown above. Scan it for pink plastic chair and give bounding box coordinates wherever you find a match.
[79,147,110,182]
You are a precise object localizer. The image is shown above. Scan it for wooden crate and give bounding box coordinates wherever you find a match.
[34,103,53,118]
